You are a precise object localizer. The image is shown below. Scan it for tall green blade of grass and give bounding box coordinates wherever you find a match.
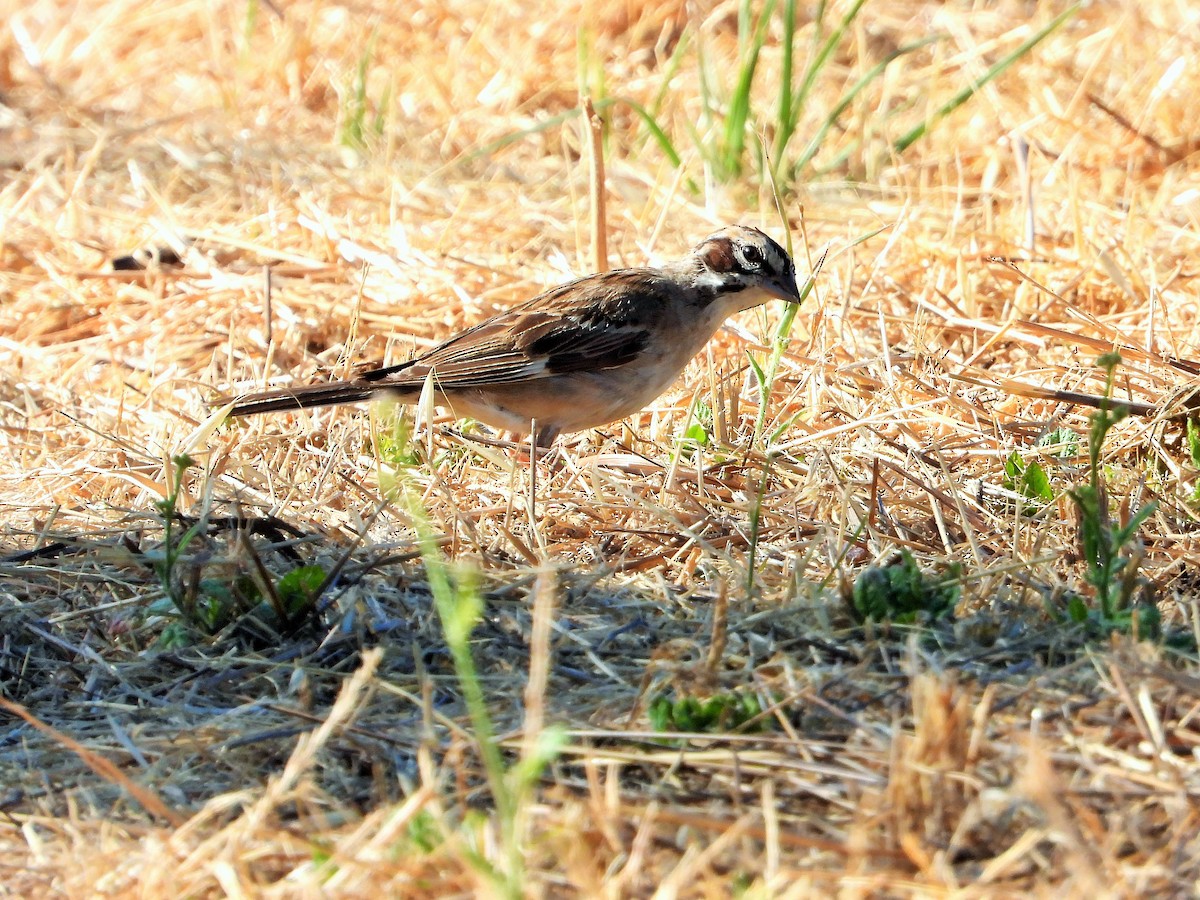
[792,0,867,121]
[749,264,823,446]
[646,26,692,136]
[795,36,940,175]
[892,4,1079,154]
[721,0,778,178]
[750,159,812,448]
[389,418,565,897]
[416,529,515,894]
[774,0,868,167]
[745,457,772,598]
[576,25,608,117]
[576,25,593,97]
[752,230,889,444]
[623,28,694,184]
[774,0,797,163]
[241,0,259,51]
[405,483,559,894]
[619,98,683,168]
[694,32,718,177]
[465,108,585,161]
[339,32,377,150]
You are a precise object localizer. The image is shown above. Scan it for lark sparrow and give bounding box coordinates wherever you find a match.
[227,225,801,445]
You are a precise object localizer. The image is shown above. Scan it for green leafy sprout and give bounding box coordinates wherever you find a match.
[1064,353,1159,638]
[851,549,960,625]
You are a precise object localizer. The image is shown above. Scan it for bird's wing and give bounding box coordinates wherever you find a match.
[360,271,662,389]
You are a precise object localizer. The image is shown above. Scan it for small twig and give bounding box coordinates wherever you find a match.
[582,96,608,272]
[1087,91,1171,156]
[1013,134,1036,258]
[522,568,557,760]
[262,264,273,347]
[704,581,729,674]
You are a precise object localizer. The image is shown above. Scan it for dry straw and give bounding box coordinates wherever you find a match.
[1,0,1199,895]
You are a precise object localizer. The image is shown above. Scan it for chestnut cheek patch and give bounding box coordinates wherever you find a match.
[700,239,737,274]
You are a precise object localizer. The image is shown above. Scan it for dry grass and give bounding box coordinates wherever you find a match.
[2,0,1200,895]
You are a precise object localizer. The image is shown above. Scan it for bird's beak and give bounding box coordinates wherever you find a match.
[764,269,802,304]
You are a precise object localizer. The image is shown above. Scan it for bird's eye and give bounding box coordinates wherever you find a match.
[741,245,763,267]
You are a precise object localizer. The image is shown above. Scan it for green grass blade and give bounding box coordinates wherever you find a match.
[790,0,869,128]
[773,0,797,162]
[745,458,772,598]
[465,107,587,163]
[751,225,885,443]
[618,97,683,168]
[893,4,1079,154]
[722,0,777,177]
[752,249,828,444]
[635,26,692,162]
[649,28,692,124]
[794,36,941,174]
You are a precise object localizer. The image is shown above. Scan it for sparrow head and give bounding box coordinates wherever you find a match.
[689,225,801,311]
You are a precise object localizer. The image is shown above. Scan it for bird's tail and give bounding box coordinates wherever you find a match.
[226,381,384,416]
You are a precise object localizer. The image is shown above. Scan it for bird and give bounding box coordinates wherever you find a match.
[226,225,801,446]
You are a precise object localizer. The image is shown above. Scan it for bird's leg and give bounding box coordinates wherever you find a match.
[532,423,559,449]
[526,420,564,475]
